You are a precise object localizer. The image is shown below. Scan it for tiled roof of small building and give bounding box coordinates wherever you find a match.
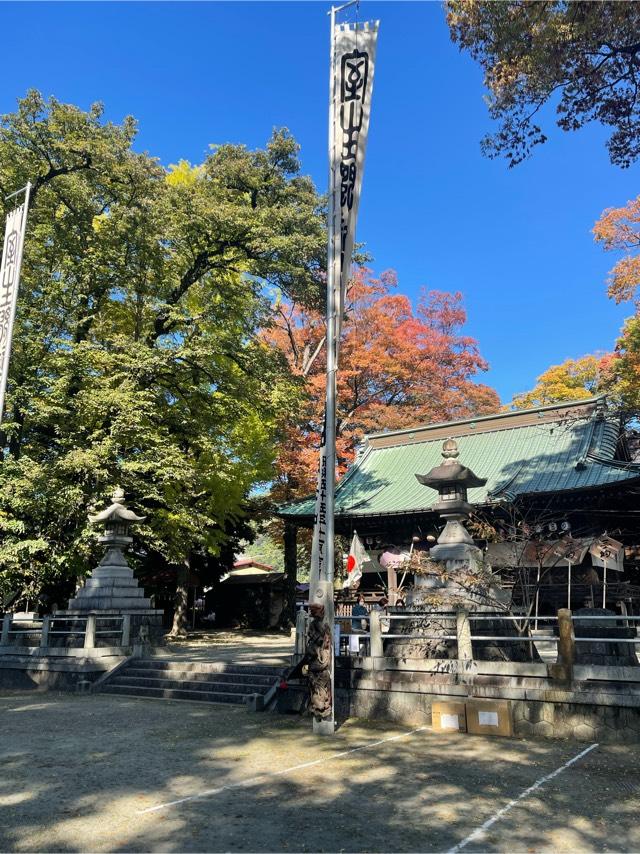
[279,397,640,521]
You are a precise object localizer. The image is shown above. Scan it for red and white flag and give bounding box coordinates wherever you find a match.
[343,532,368,589]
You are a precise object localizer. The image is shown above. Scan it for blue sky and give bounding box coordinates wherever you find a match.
[2,1,638,403]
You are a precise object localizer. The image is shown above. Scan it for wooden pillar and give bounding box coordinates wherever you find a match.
[282,522,298,628]
[386,565,398,606]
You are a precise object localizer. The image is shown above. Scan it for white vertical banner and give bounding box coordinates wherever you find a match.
[309,19,378,598]
[333,20,379,345]
[0,185,31,422]
[310,415,329,596]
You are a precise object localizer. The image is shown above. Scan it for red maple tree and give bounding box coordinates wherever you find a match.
[266,268,500,502]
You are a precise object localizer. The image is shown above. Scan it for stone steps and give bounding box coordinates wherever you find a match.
[131,659,281,676]
[101,684,248,704]
[99,658,282,706]
[123,667,274,686]
[113,675,269,694]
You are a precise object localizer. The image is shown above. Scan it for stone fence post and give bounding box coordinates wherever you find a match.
[1,614,11,646]
[40,615,50,648]
[557,608,576,667]
[121,614,131,648]
[84,614,97,650]
[295,609,308,657]
[456,609,473,662]
[369,610,384,658]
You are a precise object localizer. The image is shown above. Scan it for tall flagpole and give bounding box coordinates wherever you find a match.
[325,2,344,591]
[312,2,340,737]
[311,0,376,736]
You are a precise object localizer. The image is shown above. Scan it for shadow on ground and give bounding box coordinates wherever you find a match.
[0,691,638,853]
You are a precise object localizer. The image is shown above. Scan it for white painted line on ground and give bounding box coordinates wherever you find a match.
[138,725,427,814]
[447,742,599,853]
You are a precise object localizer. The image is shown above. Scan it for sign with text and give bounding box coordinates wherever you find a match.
[332,20,379,345]
[0,189,30,422]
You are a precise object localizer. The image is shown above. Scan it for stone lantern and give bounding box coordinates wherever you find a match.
[62,489,163,645]
[90,487,146,551]
[415,438,486,562]
[389,436,533,662]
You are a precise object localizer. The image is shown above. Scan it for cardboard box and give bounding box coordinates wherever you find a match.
[431,701,467,733]
[465,699,513,737]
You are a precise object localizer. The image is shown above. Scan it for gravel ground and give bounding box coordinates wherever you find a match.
[0,690,638,853]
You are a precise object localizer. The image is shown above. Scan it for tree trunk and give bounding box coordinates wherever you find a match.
[279,523,298,629]
[169,558,190,638]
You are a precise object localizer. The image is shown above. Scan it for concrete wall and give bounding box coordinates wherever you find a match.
[0,649,125,692]
[334,656,640,742]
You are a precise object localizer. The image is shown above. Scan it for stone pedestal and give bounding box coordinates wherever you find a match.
[390,545,539,662]
[68,547,153,611]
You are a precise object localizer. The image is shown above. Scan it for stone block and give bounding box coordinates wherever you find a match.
[541,703,555,724]
[533,720,553,737]
[515,719,533,736]
[573,723,595,741]
[245,693,264,712]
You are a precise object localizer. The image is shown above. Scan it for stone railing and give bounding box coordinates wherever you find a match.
[0,614,131,651]
[331,609,640,667]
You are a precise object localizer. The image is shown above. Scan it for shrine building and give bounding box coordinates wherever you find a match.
[278,397,640,614]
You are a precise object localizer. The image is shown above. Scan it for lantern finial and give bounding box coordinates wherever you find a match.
[442,438,459,460]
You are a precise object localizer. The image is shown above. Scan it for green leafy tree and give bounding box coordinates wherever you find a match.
[447,1,640,167]
[0,92,325,633]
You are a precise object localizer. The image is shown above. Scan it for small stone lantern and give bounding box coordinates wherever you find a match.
[415,438,487,561]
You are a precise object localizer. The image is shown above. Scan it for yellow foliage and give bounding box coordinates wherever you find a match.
[92,213,108,232]
[165,159,203,188]
[511,355,604,410]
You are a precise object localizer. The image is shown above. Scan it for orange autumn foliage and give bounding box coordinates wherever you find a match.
[594,196,640,303]
[265,268,500,502]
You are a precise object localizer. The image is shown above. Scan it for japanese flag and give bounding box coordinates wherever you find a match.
[343,532,368,588]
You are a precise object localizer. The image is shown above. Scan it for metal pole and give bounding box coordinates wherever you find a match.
[325,4,337,593]
[315,0,358,737]
[311,3,339,738]
[603,559,607,609]
[4,183,30,202]
[567,562,571,610]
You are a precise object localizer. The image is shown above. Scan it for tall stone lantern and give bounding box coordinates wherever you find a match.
[389,437,535,662]
[415,438,486,565]
[61,488,164,647]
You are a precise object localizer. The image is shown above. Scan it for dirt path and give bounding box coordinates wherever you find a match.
[154,630,294,665]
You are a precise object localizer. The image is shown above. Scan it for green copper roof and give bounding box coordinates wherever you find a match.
[279,398,640,521]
